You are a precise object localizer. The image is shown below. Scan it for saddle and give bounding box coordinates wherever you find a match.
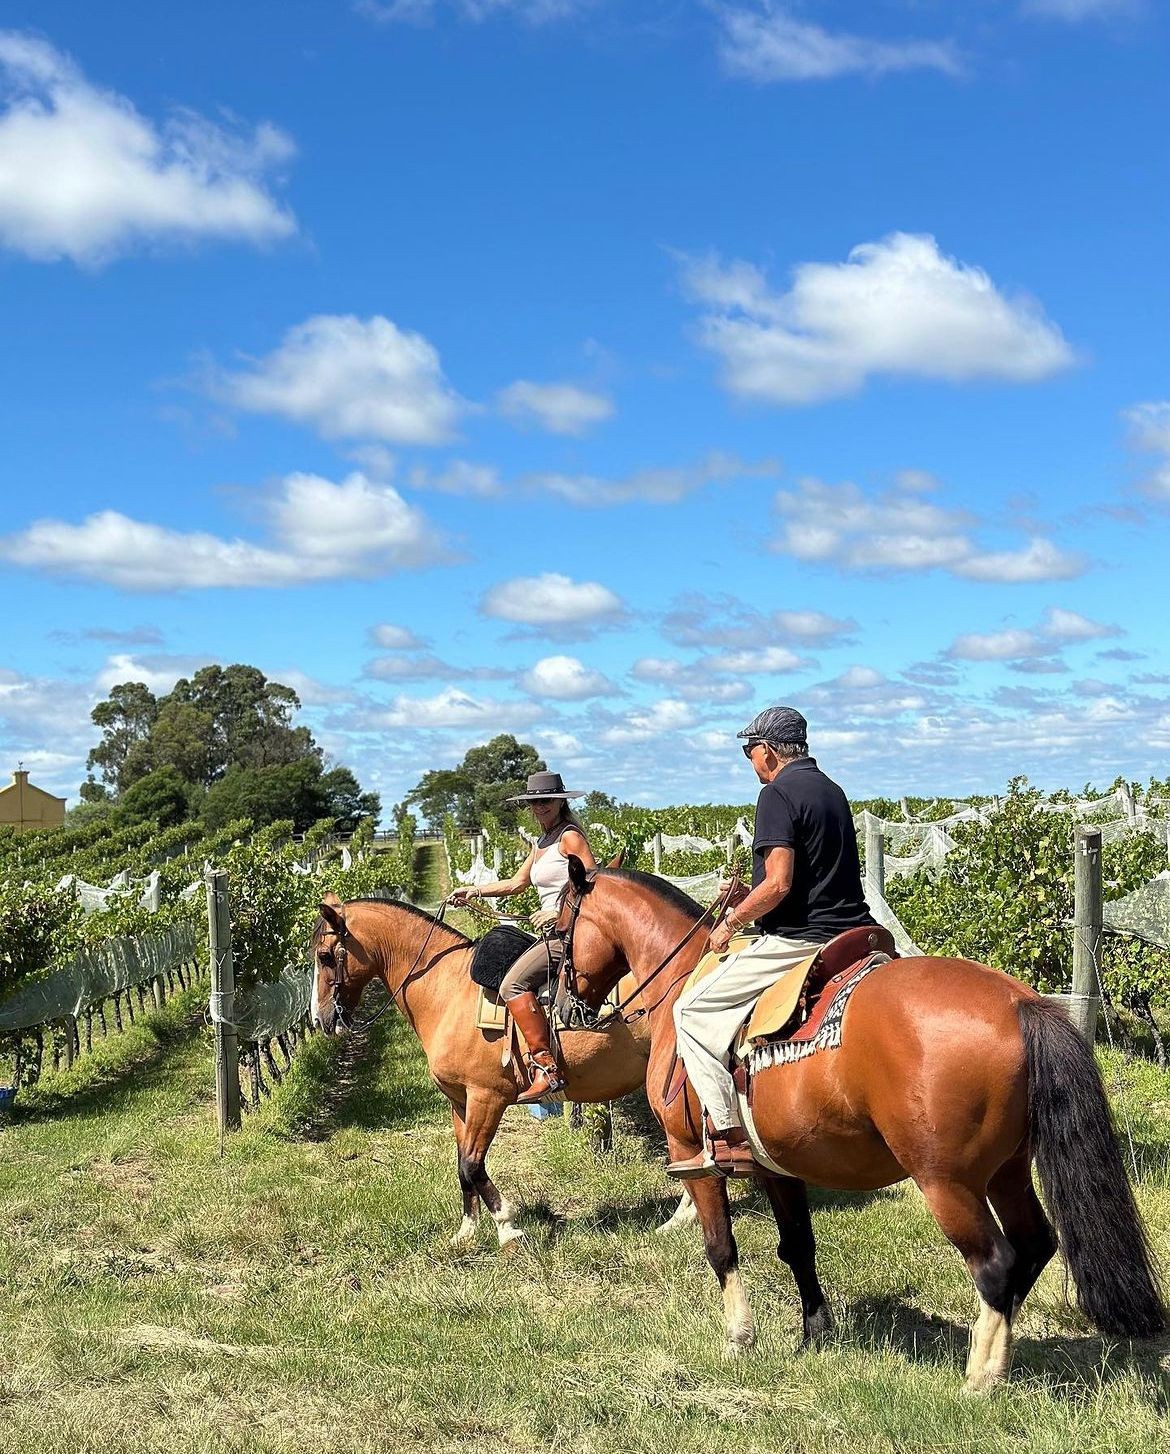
[666,924,897,1106]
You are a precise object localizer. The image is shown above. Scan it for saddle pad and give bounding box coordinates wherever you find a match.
[470,924,537,991]
[742,953,820,1045]
[475,985,508,1033]
[681,933,760,996]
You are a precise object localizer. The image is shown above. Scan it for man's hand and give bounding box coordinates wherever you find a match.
[531,907,559,932]
[717,878,750,908]
[708,918,736,955]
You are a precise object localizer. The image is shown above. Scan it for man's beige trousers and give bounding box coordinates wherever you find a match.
[673,933,822,1130]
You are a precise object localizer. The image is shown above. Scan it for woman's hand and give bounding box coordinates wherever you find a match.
[449,888,478,907]
[531,907,559,932]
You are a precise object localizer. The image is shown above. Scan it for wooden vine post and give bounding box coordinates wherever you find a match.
[205,868,241,1134]
[864,813,885,901]
[1070,826,1102,1043]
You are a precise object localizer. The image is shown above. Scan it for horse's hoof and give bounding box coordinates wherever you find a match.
[450,1215,479,1250]
[722,1333,755,1363]
[800,1306,835,1349]
[960,1374,998,1398]
[498,1226,527,1251]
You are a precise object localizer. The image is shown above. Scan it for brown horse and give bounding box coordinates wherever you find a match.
[554,859,1165,1391]
[310,895,697,1247]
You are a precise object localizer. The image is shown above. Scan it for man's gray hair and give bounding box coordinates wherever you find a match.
[771,741,809,761]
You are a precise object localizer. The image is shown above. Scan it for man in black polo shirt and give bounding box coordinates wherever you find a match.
[667,705,876,1180]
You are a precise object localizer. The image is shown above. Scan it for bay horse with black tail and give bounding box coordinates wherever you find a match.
[554,858,1165,1392]
[310,895,696,1248]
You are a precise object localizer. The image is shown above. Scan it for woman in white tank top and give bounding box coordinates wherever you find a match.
[449,771,596,1102]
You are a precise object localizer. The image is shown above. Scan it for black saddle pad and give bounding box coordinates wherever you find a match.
[470,925,537,992]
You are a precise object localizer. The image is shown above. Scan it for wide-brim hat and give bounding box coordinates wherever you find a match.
[506,771,584,803]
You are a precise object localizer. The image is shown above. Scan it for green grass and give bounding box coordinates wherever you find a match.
[0,1002,1167,1454]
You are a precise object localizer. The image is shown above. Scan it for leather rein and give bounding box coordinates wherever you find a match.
[558,871,741,1030]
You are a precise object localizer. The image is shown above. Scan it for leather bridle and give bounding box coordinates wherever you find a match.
[318,895,466,1031]
[557,870,741,1030]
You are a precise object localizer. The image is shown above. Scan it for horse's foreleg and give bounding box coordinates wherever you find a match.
[451,1106,481,1248]
[460,1090,523,1248]
[759,1174,833,1347]
[656,1187,700,1235]
[684,1172,755,1358]
[919,1179,1016,1394]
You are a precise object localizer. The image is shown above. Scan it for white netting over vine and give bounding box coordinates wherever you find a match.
[58,869,162,913]
[1103,871,1170,951]
[0,923,199,1033]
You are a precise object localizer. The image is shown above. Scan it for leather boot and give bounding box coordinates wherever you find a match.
[508,990,565,1104]
[667,1125,757,1181]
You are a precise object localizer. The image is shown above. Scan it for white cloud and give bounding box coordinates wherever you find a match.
[376,687,540,729]
[599,698,697,745]
[947,609,1119,662]
[365,653,509,682]
[498,380,614,437]
[216,314,463,445]
[359,0,587,23]
[1022,0,1133,19]
[0,31,294,264]
[704,646,805,674]
[681,233,1075,405]
[93,652,213,695]
[480,572,625,627]
[370,623,428,650]
[521,655,616,700]
[629,657,751,703]
[524,451,779,507]
[1124,401,1170,501]
[772,476,1086,583]
[408,459,502,496]
[662,594,855,648]
[0,471,448,590]
[717,5,961,83]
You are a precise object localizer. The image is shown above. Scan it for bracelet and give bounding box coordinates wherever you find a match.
[725,912,743,933]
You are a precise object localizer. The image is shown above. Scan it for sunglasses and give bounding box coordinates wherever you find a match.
[741,740,772,759]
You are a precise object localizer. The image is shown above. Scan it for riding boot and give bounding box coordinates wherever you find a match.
[667,1124,757,1181]
[508,990,566,1103]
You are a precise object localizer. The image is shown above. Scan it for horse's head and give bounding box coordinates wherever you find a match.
[311,894,379,1035]
[554,854,629,1010]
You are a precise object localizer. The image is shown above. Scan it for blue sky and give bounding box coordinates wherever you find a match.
[1,1,1167,812]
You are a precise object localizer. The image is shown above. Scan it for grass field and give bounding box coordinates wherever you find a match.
[1,980,1168,1454]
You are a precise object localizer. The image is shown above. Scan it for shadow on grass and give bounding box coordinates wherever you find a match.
[5,988,206,1126]
[846,1292,1170,1407]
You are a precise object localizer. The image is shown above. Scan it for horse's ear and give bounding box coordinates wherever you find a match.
[606,849,625,870]
[567,854,591,893]
[319,892,346,932]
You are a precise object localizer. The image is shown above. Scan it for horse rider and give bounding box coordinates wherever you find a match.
[666,706,877,1180]
[449,771,596,1103]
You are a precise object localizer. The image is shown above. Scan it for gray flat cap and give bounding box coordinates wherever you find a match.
[737,705,808,745]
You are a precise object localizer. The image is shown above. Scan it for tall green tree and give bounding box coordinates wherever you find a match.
[405,734,545,829]
[86,681,158,791]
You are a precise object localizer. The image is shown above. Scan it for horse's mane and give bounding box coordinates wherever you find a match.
[601,868,706,920]
[311,897,473,948]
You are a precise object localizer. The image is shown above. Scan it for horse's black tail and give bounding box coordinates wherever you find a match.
[1019,998,1165,1338]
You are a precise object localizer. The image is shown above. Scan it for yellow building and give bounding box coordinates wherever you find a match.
[0,768,67,833]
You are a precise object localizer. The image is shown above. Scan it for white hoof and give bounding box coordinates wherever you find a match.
[497,1225,526,1250]
[656,1195,700,1235]
[722,1336,754,1362]
[450,1216,477,1249]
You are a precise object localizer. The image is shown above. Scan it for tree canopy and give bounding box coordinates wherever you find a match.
[84,664,380,832]
[405,734,545,828]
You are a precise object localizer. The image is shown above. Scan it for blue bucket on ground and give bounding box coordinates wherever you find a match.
[0,1086,17,1112]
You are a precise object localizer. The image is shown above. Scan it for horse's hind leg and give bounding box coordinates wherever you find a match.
[919,1179,1017,1394]
[685,1172,755,1359]
[987,1151,1056,1318]
[759,1175,833,1347]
